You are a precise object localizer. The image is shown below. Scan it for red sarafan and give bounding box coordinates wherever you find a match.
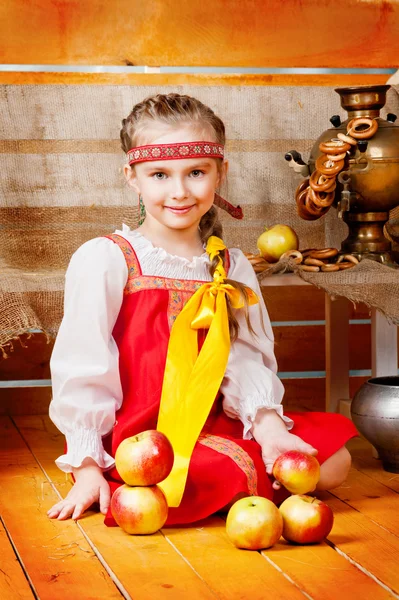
[272,450,320,494]
[115,430,174,486]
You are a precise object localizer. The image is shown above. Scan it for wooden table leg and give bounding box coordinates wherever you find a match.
[371,308,398,378]
[370,309,398,458]
[325,294,350,414]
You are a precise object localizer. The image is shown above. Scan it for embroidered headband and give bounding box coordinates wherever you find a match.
[127,141,243,220]
[127,141,224,165]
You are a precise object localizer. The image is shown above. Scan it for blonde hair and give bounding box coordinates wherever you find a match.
[120,93,256,341]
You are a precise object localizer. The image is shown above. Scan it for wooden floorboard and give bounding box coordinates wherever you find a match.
[11,417,222,600]
[0,417,123,600]
[161,517,306,600]
[328,468,399,539]
[348,438,399,494]
[261,539,392,600]
[2,414,398,600]
[317,491,399,596]
[0,519,35,599]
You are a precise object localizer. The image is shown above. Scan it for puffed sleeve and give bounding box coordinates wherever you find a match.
[220,248,294,439]
[49,237,128,472]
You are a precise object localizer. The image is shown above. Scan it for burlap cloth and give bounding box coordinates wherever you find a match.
[258,257,399,325]
[1,83,399,350]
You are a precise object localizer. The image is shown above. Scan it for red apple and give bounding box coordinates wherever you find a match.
[115,430,174,486]
[111,484,168,534]
[226,496,283,550]
[279,494,334,544]
[272,451,320,494]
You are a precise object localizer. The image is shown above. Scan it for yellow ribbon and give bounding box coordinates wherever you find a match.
[157,236,258,506]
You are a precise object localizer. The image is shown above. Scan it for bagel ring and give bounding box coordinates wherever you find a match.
[338,261,356,270]
[295,186,317,221]
[295,178,310,198]
[296,188,321,220]
[337,254,359,265]
[305,188,328,216]
[347,117,378,140]
[319,140,351,154]
[297,206,321,221]
[247,256,268,266]
[315,155,345,176]
[326,152,347,162]
[321,264,340,272]
[299,264,320,272]
[296,187,308,209]
[309,187,335,208]
[304,257,326,267]
[304,190,322,216]
[309,170,337,193]
[309,248,339,259]
[280,250,303,264]
[337,132,357,146]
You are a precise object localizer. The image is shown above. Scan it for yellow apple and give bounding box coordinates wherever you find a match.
[226,496,283,550]
[279,494,334,544]
[111,484,168,535]
[257,224,299,262]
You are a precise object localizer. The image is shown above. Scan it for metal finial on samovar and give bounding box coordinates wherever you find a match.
[285,84,399,265]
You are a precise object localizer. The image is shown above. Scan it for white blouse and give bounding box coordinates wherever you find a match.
[49,226,293,473]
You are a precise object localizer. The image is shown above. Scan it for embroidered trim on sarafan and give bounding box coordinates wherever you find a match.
[198,434,258,496]
[124,276,202,294]
[166,290,194,329]
[104,234,141,279]
[105,234,204,330]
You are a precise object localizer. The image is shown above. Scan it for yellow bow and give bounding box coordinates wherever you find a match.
[157,236,258,507]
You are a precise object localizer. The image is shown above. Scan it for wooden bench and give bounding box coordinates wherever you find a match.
[262,274,398,415]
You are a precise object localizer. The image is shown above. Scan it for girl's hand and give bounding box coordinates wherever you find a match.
[260,432,318,490]
[47,458,111,521]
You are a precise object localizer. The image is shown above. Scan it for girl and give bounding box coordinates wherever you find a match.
[48,93,357,524]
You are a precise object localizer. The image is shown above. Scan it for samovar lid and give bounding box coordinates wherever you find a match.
[334,85,391,113]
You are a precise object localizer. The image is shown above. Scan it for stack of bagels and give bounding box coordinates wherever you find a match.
[296,116,378,221]
[245,248,359,274]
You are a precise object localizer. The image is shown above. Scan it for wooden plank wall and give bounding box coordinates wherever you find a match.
[2,290,397,414]
[0,0,398,415]
[1,0,398,68]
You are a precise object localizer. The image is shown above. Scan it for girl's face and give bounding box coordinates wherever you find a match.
[125,125,227,235]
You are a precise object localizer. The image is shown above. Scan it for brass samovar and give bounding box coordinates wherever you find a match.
[286,84,399,264]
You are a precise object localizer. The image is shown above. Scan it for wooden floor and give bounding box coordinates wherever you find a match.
[1,416,399,600]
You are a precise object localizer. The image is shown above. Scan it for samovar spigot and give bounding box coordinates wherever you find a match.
[337,171,351,218]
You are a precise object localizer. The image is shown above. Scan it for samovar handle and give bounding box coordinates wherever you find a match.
[284,150,310,177]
